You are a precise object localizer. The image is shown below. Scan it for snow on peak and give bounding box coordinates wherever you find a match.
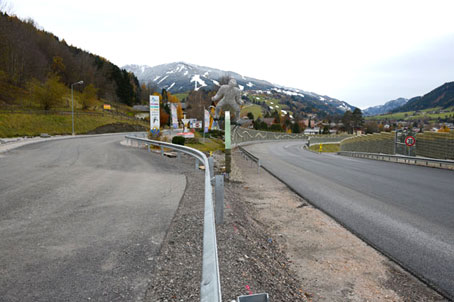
[239,85,244,91]
[212,79,220,86]
[153,76,161,82]
[246,82,254,87]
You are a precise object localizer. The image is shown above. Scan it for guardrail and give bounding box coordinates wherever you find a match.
[125,135,222,302]
[238,146,261,174]
[337,151,454,170]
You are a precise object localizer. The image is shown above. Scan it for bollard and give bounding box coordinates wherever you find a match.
[215,175,224,224]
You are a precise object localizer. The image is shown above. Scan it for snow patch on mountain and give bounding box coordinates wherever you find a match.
[167,82,175,91]
[158,75,168,84]
[191,74,207,91]
[272,88,305,97]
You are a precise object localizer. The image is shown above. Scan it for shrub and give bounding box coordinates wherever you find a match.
[172,136,185,145]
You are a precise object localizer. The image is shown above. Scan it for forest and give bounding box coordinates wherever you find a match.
[0,9,142,109]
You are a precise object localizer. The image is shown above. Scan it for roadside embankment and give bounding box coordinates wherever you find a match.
[0,112,147,137]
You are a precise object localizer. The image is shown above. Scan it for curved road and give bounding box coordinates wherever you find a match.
[245,141,454,300]
[0,134,185,301]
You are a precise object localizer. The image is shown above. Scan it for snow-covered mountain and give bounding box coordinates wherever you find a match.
[363,97,409,116]
[123,62,355,114]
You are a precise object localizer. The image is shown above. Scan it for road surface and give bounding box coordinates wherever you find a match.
[0,134,186,301]
[245,141,454,300]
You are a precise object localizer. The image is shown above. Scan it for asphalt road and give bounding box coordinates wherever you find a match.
[245,141,454,300]
[0,134,186,301]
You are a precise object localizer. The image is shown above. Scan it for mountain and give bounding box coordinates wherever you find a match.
[393,82,454,112]
[363,97,408,116]
[123,62,355,115]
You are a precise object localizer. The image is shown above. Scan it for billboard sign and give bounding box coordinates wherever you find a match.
[149,95,160,132]
[171,103,178,129]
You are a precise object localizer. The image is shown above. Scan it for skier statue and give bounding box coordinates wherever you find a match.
[212,78,243,123]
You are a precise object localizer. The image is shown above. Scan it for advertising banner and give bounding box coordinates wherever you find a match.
[171,103,178,129]
[149,95,160,133]
[204,109,210,133]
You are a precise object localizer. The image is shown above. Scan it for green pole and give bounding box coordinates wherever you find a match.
[225,111,231,175]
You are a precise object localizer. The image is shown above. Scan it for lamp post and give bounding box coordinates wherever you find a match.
[71,81,84,136]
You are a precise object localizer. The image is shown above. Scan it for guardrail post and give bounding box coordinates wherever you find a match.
[215,175,224,224]
[177,151,181,160]
[147,144,151,152]
[257,159,261,174]
[208,157,214,179]
[195,158,199,170]
[160,146,164,157]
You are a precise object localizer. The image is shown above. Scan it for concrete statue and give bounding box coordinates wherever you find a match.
[212,78,243,123]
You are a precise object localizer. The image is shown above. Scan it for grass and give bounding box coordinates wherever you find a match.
[309,143,340,153]
[240,104,263,119]
[186,138,225,153]
[185,131,225,152]
[248,93,293,117]
[0,112,148,137]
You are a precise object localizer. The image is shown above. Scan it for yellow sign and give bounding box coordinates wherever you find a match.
[319,144,323,152]
[103,104,111,110]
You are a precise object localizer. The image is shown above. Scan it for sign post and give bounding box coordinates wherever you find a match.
[149,95,160,137]
[405,135,416,156]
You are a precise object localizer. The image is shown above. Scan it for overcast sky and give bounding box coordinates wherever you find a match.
[8,0,454,109]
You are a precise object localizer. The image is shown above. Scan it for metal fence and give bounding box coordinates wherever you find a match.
[232,127,306,146]
[124,135,222,302]
[337,151,454,170]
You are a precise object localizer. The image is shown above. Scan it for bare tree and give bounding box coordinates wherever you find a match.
[0,0,13,14]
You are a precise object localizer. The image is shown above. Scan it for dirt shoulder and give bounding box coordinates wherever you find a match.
[230,150,447,302]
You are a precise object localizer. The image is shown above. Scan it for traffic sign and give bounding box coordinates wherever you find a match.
[405,136,416,147]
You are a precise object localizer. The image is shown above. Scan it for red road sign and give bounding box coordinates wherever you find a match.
[405,136,416,147]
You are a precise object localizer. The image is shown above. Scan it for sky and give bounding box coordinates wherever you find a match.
[7,0,454,109]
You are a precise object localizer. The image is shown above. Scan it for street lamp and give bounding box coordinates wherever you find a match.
[71,81,84,136]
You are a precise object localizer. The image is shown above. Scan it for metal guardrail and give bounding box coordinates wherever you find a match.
[337,151,454,169]
[125,135,222,302]
[238,146,261,174]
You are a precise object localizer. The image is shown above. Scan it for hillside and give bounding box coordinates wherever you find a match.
[393,82,454,112]
[363,97,408,116]
[0,11,142,107]
[123,62,355,115]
